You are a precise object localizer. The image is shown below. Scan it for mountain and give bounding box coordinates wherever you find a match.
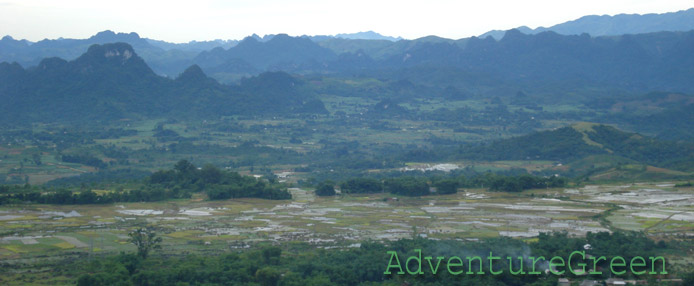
[480,8,694,39]
[308,31,402,42]
[373,29,694,93]
[145,39,237,52]
[193,34,337,77]
[192,30,694,93]
[0,30,241,77]
[0,43,327,123]
[589,92,694,140]
[477,26,534,41]
[0,30,200,77]
[334,31,402,41]
[5,29,693,93]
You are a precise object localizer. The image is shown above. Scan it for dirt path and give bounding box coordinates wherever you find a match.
[645,211,686,232]
[563,197,621,232]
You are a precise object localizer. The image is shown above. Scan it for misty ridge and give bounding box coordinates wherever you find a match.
[0,8,692,87]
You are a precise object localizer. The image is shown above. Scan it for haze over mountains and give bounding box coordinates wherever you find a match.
[1,8,692,79]
[480,8,694,39]
[1,8,694,127]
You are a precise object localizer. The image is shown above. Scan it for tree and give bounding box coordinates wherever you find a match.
[256,267,281,286]
[384,177,429,196]
[315,183,335,197]
[32,153,42,166]
[434,179,459,195]
[262,246,282,264]
[199,164,222,184]
[340,178,382,194]
[128,227,162,259]
[174,160,197,176]
[683,272,694,286]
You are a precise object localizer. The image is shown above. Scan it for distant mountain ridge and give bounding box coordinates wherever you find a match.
[333,31,402,41]
[480,8,694,39]
[1,8,693,92]
[0,43,327,123]
[193,34,337,72]
[4,29,693,93]
[184,28,694,94]
[0,30,204,77]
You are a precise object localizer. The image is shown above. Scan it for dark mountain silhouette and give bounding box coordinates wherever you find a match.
[0,30,208,77]
[359,29,694,93]
[194,34,337,72]
[0,43,326,123]
[1,17,693,92]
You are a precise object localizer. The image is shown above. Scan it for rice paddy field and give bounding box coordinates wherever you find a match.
[2,182,692,262]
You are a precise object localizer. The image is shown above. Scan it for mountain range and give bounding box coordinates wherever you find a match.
[190,29,694,93]
[1,9,694,125]
[480,8,694,39]
[0,43,326,123]
[2,9,692,82]
[1,31,694,123]
[0,31,203,77]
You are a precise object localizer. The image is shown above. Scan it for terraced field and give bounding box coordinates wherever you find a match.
[2,182,692,262]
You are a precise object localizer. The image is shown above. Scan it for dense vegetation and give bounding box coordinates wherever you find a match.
[322,173,564,197]
[63,231,680,286]
[149,160,291,200]
[0,171,563,205]
[0,160,290,205]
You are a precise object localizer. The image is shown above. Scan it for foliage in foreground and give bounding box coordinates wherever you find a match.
[67,231,682,286]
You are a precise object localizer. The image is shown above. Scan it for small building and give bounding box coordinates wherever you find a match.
[579,280,600,286]
[557,278,570,286]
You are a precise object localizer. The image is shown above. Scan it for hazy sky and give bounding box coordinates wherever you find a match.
[1,0,692,42]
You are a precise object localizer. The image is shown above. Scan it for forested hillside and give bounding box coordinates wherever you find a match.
[0,43,326,123]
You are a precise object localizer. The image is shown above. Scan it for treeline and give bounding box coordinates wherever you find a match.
[66,231,681,286]
[0,187,185,205]
[0,160,290,205]
[322,173,566,196]
[45,168,151,187]
[61,154,108,169]
[487,174,567,192]
[334,177,459,196]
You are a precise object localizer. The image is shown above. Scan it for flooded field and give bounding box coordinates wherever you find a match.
[1,183,692,259]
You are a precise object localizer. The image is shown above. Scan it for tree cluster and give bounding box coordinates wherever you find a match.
[149,160,291,200]
[0,160,291,205]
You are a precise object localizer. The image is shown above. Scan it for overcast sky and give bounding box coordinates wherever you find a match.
[1,0,692,43]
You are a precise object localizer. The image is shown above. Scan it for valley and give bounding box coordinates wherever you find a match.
[2,182,693,284]
[2,7,694,285]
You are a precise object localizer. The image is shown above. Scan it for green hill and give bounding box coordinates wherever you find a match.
[461,123,694,173]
